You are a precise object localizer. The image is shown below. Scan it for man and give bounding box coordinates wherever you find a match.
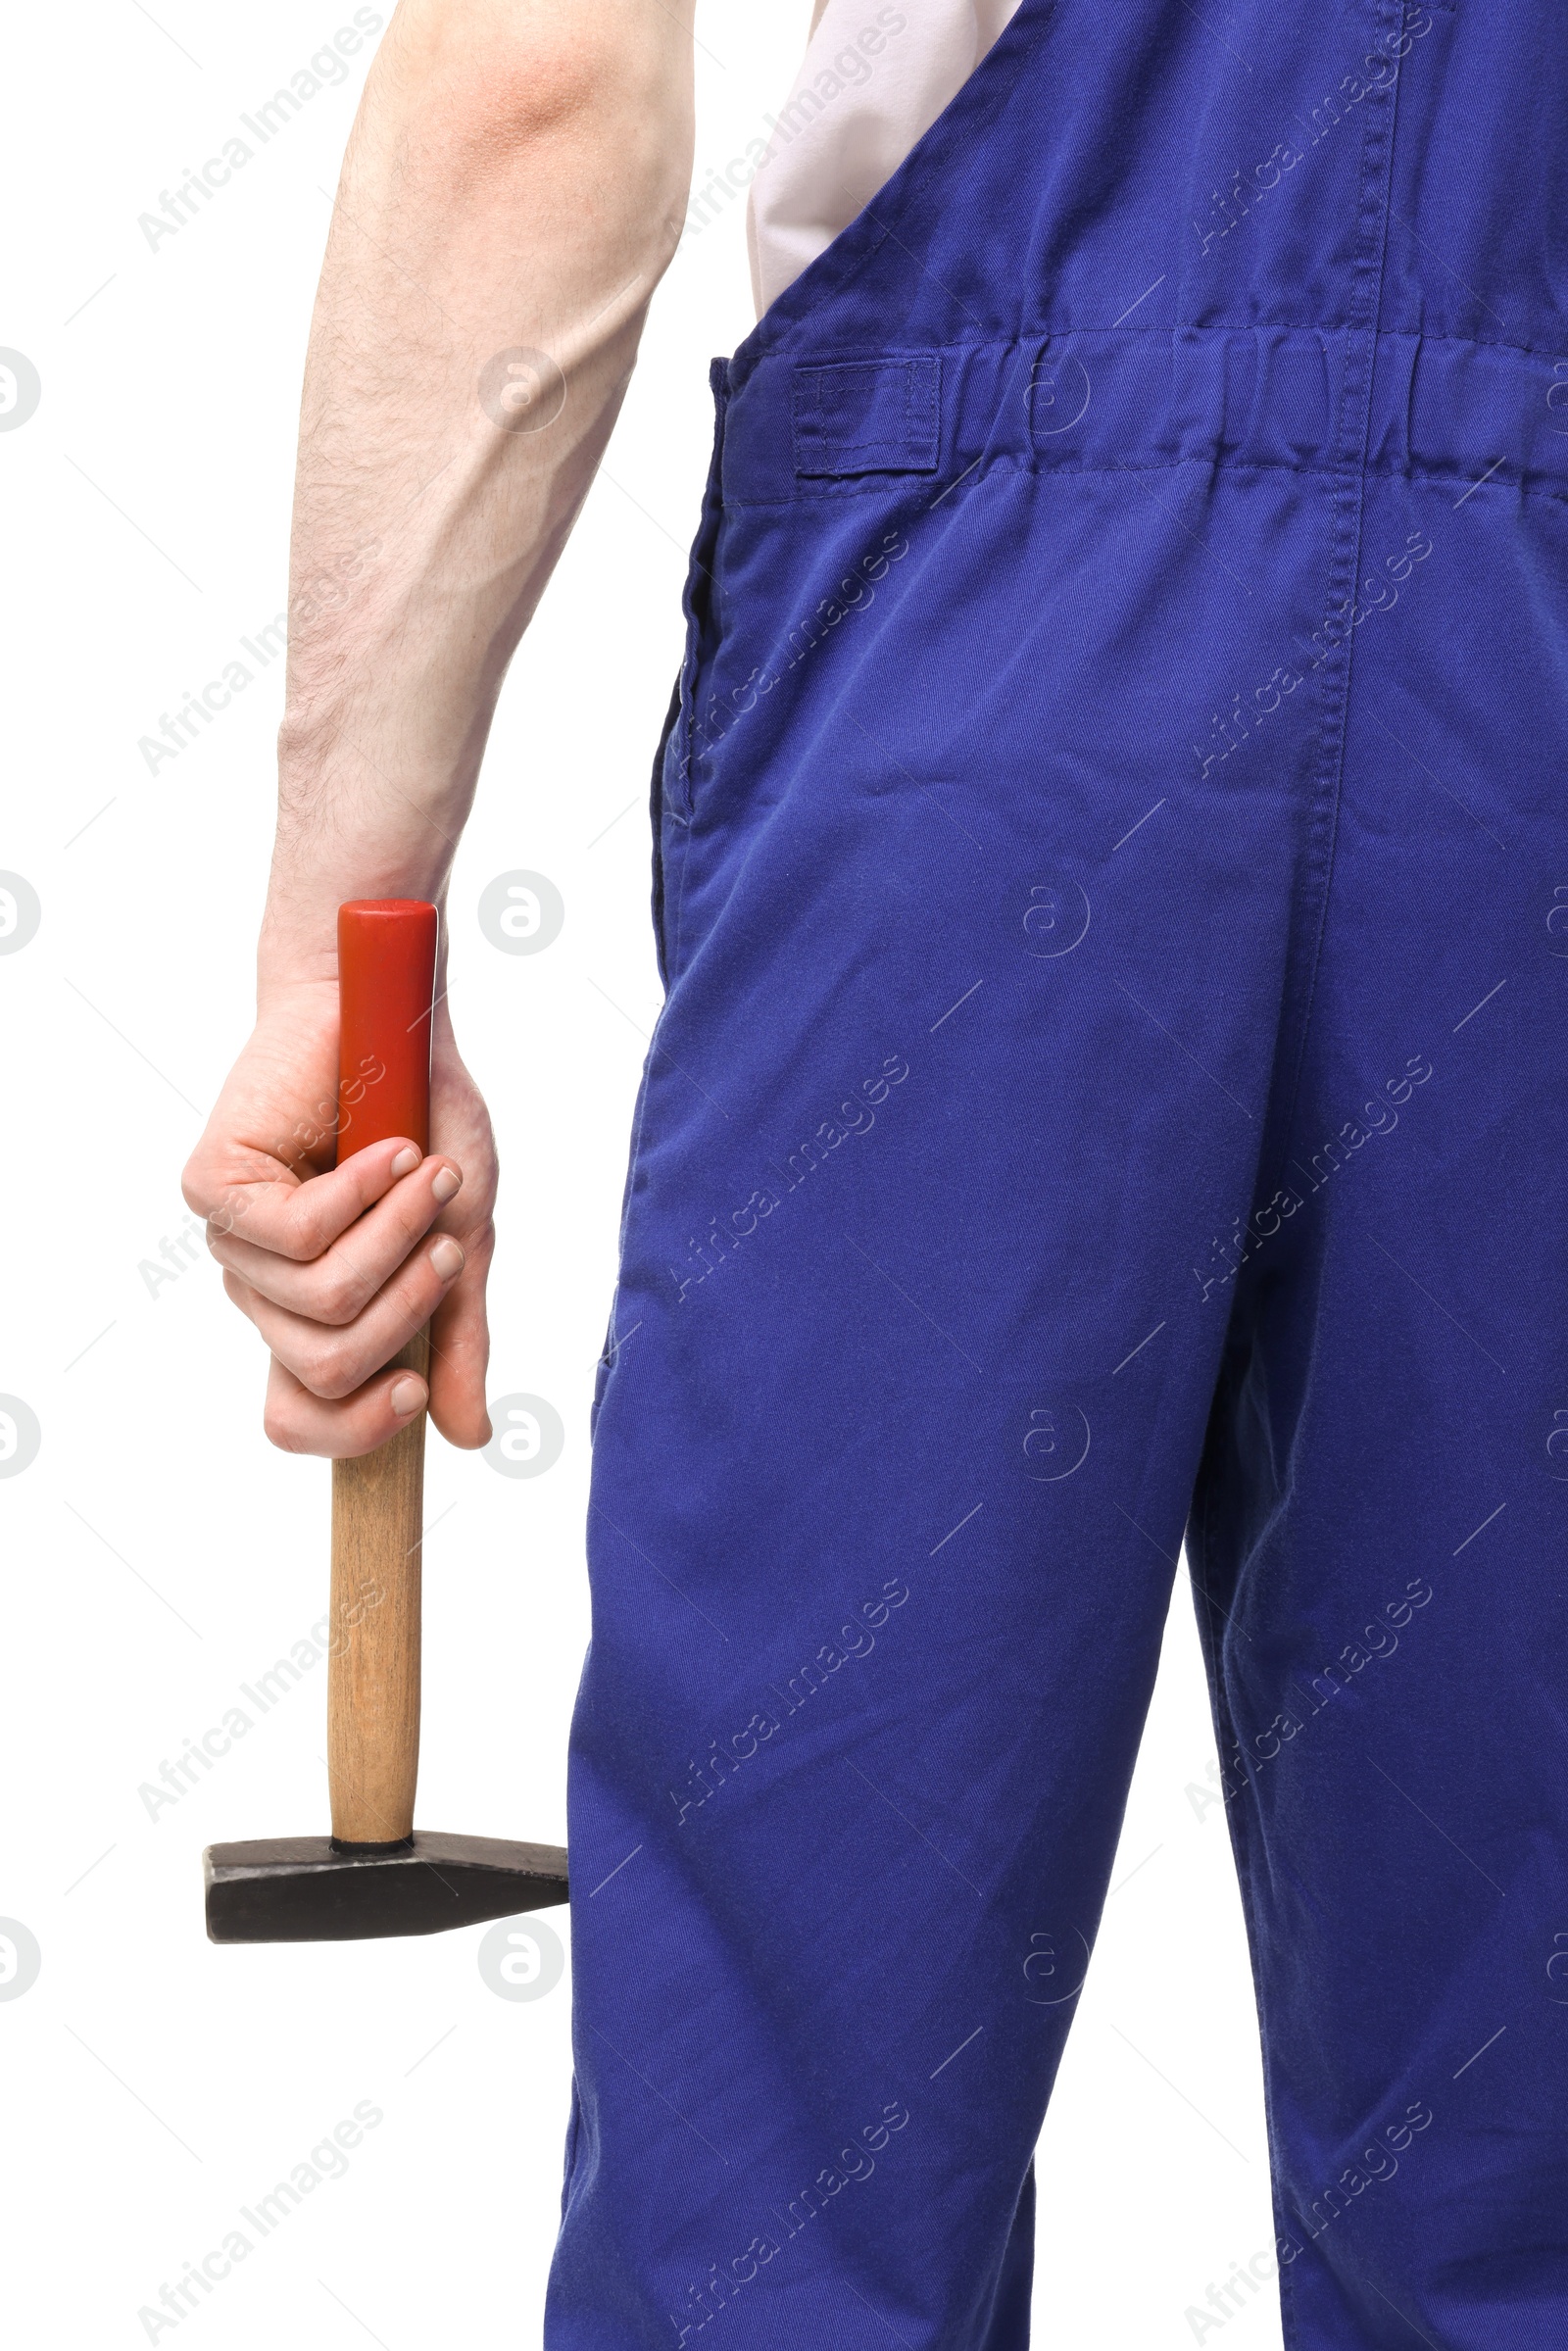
[183,0,1568,2341]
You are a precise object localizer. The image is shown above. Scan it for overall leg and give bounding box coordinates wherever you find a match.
[1193,453,1568,2345]
[547,440,1337,2347]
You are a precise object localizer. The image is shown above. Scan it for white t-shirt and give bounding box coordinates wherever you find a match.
[748,0,1024,315]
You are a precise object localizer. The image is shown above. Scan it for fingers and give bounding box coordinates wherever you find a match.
[425,1221,495,1449]
[206,1151,464,1323]
[262,1353,430,1460]
[193,1137,433,1261]
[255,1227,494,1457]
[191,1004,501,1458]
[223,1228,466,1400]
[255,1224,494,1457]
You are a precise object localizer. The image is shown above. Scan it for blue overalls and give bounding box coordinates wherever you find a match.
[548,0,1568,2339]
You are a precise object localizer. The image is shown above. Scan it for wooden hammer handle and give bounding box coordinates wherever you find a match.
[329,1332,427,1843]
[326,900,439,1847]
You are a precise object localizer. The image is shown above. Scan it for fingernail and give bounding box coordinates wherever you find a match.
[431,1165,462,1204]
[429,1236,466,1280]
[390,1145,420,1178]
[389,1376,426,1416]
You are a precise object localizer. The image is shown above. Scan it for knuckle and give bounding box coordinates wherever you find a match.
[276,1214,327,1264]
[209,1186,266,1243]
[307,1335,377,1401]
[263,1403,308,1454]
[315,1268,365,1326]
[310,1348,356,1400]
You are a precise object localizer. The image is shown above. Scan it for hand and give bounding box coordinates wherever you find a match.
[182,978,497,1457]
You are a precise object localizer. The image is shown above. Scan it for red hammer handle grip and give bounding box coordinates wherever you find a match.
[328,899,439,1849]
[336,900,439,1161]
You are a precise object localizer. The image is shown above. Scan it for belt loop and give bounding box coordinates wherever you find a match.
[791,356,942,478]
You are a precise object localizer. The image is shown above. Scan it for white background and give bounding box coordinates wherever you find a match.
[0,5,1283,2343]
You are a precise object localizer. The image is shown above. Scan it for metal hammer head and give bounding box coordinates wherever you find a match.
[203,1832,569,1944]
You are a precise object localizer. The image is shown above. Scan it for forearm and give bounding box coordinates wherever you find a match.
[261,0,695,994]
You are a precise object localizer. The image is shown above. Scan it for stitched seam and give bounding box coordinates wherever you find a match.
[768,323,1568,366]
[667,808,693,983]
[1268,0,1407,1200]
[792,358,940,473]
[789,367,821,473]
[726,451,1568,511]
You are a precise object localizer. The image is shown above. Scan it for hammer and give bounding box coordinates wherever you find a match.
[204,899,570,1942]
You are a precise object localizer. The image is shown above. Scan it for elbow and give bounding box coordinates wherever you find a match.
[385,7,678,182]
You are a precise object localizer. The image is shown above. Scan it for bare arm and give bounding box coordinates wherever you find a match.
[183,0,696,1457]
